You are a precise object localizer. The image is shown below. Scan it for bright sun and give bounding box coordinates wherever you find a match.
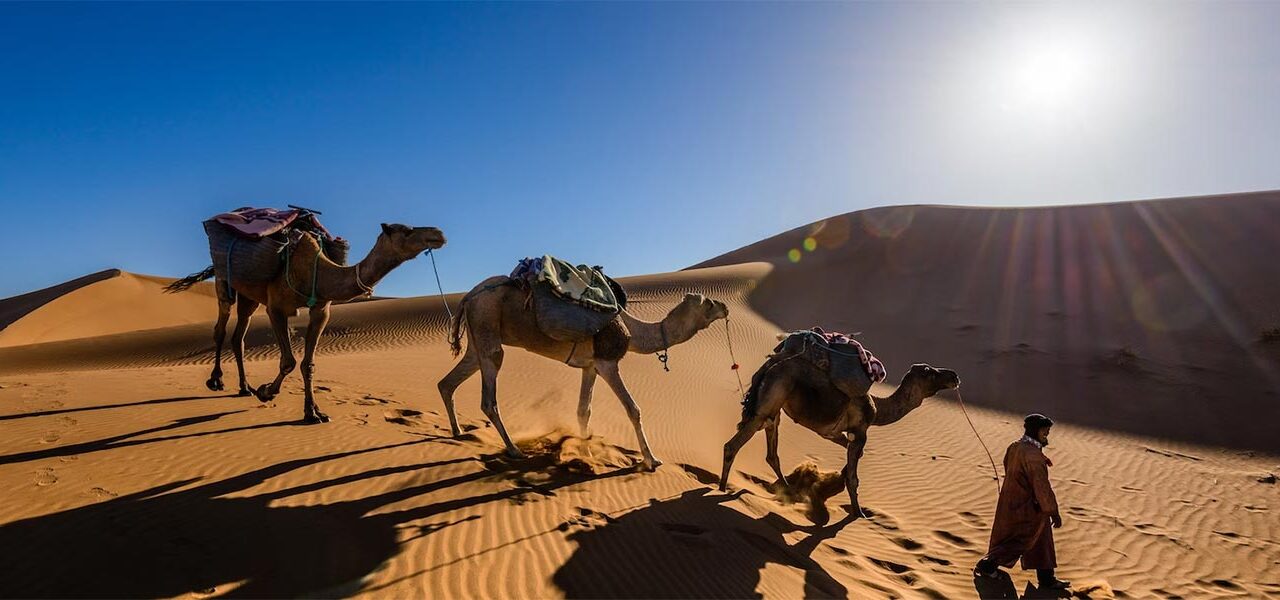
[997,32,1100,115]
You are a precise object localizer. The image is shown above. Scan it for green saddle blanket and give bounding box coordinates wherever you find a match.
[511,255,621,313]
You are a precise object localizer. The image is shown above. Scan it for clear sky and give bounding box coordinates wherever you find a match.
[2,2,1278,299]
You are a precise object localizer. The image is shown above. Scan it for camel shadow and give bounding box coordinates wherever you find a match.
[552,488,850,599]
[0,393,238,422]
[0,434,645,598]
[0,409,300,466]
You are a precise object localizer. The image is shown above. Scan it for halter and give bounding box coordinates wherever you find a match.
[354,263,374,297]
[656,322,671,372]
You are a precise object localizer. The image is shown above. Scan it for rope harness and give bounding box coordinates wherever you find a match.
[284,239,323,308]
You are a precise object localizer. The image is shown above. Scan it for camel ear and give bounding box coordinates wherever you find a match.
[381,223,393,236]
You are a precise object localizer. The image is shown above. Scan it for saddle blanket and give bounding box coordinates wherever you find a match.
[794,327,887,383]
[511,255,621,313]
[213,207,334,240]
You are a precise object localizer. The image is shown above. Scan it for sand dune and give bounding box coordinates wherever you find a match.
[695,190,1280,453]
[0,269,217,348]
[1,193,1278,599]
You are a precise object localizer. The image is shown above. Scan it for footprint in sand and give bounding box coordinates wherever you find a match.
[383,408,426,426]
[558,507,618,532]
[357,394,399,406]
[931,530,974,548]
[958,511,987,529]
[40,431,61,444]
[89,487,118,499]
[891,536,924,551]
[866,557,912,575]
[34,469,58,487]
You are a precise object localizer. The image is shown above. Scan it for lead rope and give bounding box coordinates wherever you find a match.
[956,389,1002,497]
[723,318,745,396]
[426,249,453,321]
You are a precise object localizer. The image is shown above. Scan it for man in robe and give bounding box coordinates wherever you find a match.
[974,413,1070,590]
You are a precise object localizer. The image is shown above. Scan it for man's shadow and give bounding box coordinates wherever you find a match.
[552,487,850,599]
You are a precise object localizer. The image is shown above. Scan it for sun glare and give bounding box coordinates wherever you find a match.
[995,29,1102,116]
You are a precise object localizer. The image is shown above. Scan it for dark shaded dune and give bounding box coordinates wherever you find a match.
[0,269,121,331]
[694,190,1280,452]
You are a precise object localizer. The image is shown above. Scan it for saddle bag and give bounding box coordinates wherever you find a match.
[531,280,620,343]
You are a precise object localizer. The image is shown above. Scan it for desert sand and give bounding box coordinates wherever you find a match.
[1,192,1278,599]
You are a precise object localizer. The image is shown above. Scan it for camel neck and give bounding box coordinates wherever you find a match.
[871,377,927,426]
[295,243,404,304]
[621,308,700,355]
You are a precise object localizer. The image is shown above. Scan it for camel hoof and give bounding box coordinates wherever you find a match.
[449,427,462,438]
[304,412,330,424]
[236,388,252,398]
[846,505,869,520]
[640,457,663,472]
[206,378,224,391]
[253,384,276,402]
[505,448,527,459]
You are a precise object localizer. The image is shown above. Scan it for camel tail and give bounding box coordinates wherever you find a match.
[448,301,467,357]
[740,356,778,421]
[164,266,215,293]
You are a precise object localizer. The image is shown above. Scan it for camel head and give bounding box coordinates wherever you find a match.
[669,293,729,328]
[903,363,961,396]
[377,223,447,260]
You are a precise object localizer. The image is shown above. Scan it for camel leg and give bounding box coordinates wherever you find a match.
[844,427,868,519]
[207,292,231,391]
[577,367,597,437]
[595,360,660,471]
[254,307,296,404]
[719,413,768,491]
[230,297,259,397]
[438,345,480,437]
[299,305,330,424]
[478,347,524,458]
[765,417,788,488]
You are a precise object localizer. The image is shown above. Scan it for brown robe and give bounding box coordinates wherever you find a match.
[982,438,1058,570]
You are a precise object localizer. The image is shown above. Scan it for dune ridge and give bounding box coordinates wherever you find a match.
[0,269,217,348]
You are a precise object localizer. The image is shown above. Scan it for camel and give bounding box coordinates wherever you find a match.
[167,223,446,423]
[719,357,959,519]
[439,275,730,470]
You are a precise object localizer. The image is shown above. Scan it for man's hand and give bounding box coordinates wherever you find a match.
[1050,513,1063,529]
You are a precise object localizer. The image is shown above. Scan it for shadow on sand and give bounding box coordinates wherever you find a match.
[552,487,850,599]
[0,393,236,422]
[0,431,639,598]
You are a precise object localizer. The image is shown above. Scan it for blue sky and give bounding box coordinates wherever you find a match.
[2,2,1278,299]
